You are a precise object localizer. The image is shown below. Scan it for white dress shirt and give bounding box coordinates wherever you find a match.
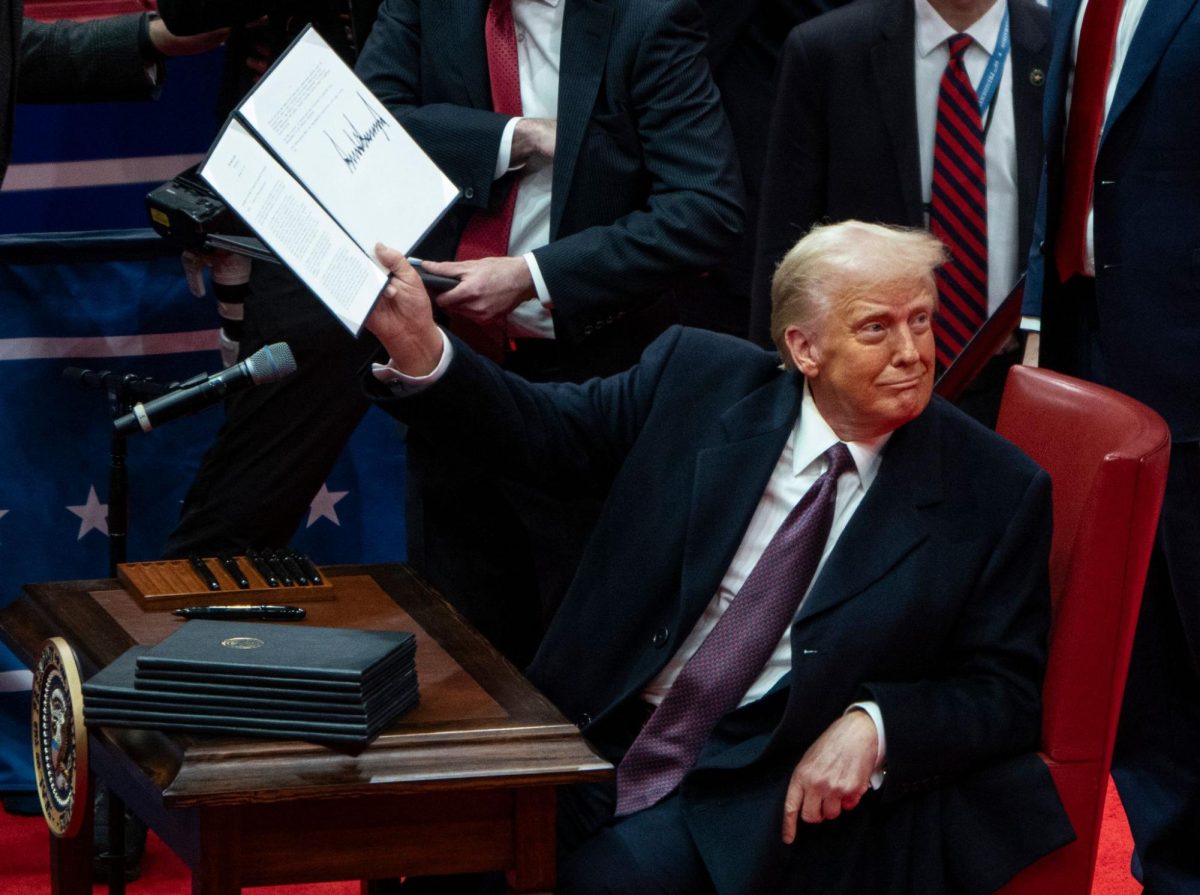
[915,0,1019,315]
[493,0,562,339]
[1066,0,1151,275]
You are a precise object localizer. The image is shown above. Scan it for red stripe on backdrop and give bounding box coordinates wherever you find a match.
[24,1,153,21]
[0,776,1146,894]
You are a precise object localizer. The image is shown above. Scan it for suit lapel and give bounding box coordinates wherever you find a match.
[455,0,492,110]
[871,0,925,226]
[551,0,613,237]
[679,372,803,620]
[1043,0,1083,146]
[1103,0,1200,143]
[795,404,943,624]
[1009,0,1049,261]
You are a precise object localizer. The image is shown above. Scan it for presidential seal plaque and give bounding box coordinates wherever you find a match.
[31,637,89,838]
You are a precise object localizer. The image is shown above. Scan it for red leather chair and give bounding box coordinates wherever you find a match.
[994,365,1170,894]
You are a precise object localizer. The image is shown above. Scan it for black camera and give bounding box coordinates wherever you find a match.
[145,168,237,252]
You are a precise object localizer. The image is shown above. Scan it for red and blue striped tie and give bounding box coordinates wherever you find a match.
[930,34,988,369]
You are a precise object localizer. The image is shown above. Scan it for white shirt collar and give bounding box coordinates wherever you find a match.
[915,0,1007,59]
[792,381,891,488]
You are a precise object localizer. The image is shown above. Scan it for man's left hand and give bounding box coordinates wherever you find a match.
[781,711,878,842]
[420,256,536,324]
[148,16,230,56]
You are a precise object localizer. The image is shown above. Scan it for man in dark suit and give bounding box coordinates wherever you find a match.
[351,0,743,665]
[750,0,1047,425]
[362,220,1072,894]
[1036,1,1200,890]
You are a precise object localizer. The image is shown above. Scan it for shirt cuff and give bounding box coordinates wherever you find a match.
[524,252,553,308]
[495,117,521,180]
[371,328,454,395]
[1019,315,1042,332]
[846,701,887,789]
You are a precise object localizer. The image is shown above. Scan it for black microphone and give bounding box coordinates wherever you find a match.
[113,342,297,435]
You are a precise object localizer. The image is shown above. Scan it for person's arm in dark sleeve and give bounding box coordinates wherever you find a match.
[18,12,228,104]
[355,0,510,213]
[18,14,160,103]
[862,469,1053,793]
[528,0,744,339]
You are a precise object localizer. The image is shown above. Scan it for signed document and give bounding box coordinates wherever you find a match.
[199,26,459,335]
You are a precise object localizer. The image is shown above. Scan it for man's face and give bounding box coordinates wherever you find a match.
[785,283,936,441]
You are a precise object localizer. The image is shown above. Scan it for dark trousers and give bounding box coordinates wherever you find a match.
[164,262,378,557]
[1050,275,1200,894]
[1111,445,1200,894]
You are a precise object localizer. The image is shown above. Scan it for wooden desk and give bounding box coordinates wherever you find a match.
[0,564,612,895]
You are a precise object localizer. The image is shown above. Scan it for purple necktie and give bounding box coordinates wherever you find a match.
[615,443,856,817]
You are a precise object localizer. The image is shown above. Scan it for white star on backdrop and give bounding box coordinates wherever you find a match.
[307,484,348,528]
[67,486,109,540]
[0,509,7,521]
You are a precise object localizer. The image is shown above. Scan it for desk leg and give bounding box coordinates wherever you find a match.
[48,774,94,895]
[506,787,555,895]
[192,806,242,895]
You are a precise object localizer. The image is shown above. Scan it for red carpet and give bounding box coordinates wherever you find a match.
[1,779,1141,894]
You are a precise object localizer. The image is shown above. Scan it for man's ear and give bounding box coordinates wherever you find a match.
[784,325,820,377]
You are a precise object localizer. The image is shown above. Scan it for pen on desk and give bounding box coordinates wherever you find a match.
[276,549,309,586]
[292,550,323,586]
[173,605,306,621]
[188,554,222,591]
[246,549,279,587]
[218,550,250,589]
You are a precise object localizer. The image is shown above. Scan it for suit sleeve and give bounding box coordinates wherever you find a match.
[748,25,827,347]
[528,0,744,334]
[366,327,687,495]
[18,14,159,104]
[861,469,1052,793]
[355,0,507,212]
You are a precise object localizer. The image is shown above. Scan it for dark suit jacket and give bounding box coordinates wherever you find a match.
[748,0,1048,346]
[355,0,744,364]
[1037,0,1200,440]
[370,326,1073,894]
[1,4,156,185]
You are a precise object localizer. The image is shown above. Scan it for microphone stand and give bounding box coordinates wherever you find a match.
[63,368,176,895]
[63,368,176,576]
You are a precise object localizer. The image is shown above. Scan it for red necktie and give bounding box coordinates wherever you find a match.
[615,444,856,817]
[452,0,523,361]
[930,34,989,369]
[1054,0,1125,282]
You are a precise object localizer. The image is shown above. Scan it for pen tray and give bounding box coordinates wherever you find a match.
[117,558,335,610]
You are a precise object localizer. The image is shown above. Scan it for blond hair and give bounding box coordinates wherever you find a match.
[770,221,948,366]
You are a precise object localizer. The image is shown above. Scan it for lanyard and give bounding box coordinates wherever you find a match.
[975,6,1011,117]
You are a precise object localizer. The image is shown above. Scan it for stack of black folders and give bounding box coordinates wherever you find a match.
[82,621,418,747]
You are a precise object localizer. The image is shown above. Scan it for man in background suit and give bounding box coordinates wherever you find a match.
[680,0,851,336]
[750,0,1047,425]
[354,0,743,665]
[1036,1,1200,891]
[362,221,1071,894]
